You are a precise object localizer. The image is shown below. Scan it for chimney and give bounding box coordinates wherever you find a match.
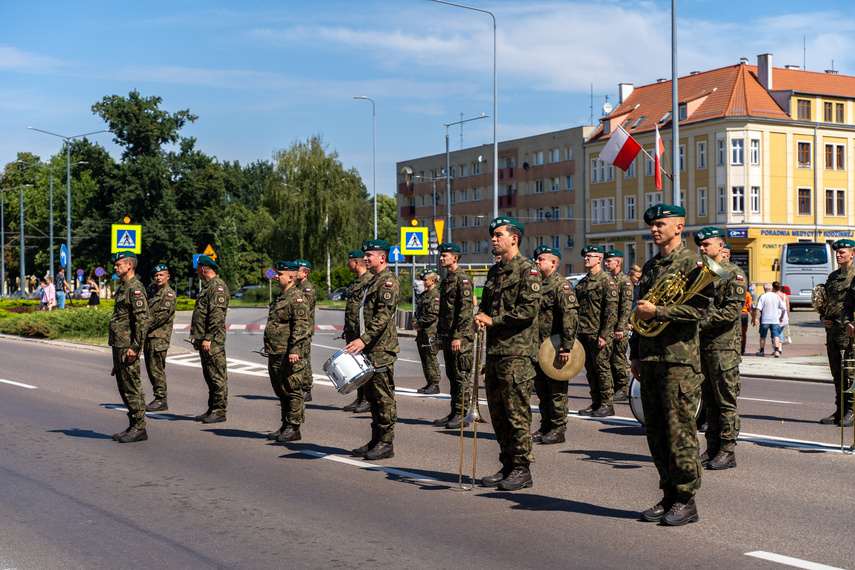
[740,58,748,65]
[757,53,773,90]
[619,83,634,104]
[785,65,800,70]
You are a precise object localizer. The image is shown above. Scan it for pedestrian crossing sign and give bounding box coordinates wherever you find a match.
[400,226,428,255]
[111,223,142,254]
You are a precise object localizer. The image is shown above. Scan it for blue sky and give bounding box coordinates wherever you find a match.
[3,0,854,197]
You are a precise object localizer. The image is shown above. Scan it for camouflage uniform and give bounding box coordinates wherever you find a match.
[699,259,747,453]
[143,283,176,403]
[439,268,475,415]
[415,287,441,388]
[358,268,400,444]
[109,275,150,430]
[190,275,230,415]
[344,271,374,402]
[534,271,579,434]
[478,253,541,469]
[823,264,855,416]
[575,270,619,407]
[610,271,633,394]
[297,279,316,392]
[629,244,709,502]
[265,286,311,427]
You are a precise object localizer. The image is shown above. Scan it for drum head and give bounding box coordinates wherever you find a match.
[628,376,702,427]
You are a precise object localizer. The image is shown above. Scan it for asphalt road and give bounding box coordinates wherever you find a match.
[0,307,853,569]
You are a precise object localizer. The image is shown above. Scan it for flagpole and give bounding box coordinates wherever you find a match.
[636,146,674,181]
[671,0,680,204]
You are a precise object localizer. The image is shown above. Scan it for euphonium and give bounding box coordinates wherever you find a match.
[629,255,729,337]
[811,284,828,316]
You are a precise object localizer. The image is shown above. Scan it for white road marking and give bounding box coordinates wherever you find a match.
[104,404,171,420]
[738,396,799,405]
[298,449,437,482]
[0,378,37,389]
[745,551,844,569]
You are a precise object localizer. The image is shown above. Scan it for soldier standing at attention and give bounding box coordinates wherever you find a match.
[414,268,441,396]
[109,251,150,443]
[144,263,176,413]
[190,255,230,424]
[531,246,578,445]
[344,240,400,460]
[605,250,633,402]
[694,227,747,470]
[820,239,855,428]
[575,245,618,417]
[434,243,475,429]
[342,250,374,413]
[264,261,311,442]
[295,260,316,402]
[475,217,541,491]
[630,204,709,526]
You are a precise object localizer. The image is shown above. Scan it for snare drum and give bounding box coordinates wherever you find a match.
[323,350,375,395]
[628,376,702,426]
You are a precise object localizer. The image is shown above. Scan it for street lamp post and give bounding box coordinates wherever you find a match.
[0,185,32,297]
[427,0,498,220]
[444,113,489,244]
[353,97,377,239]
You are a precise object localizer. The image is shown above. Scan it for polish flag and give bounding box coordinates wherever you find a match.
[654,124,665,190]
[600,125,642,172]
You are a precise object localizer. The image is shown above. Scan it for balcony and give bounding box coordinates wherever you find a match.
[400,205,416,217]
[498,166,515,180]
[498,194,516,208]
[398,181,414,195]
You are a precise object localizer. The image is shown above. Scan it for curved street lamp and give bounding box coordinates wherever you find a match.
[353,96,377,239]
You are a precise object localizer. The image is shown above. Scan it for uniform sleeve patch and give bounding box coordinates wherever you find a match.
[609,281,615,286]
[133,290,141,295]
[385,281,393,287]
[305,288,312,292]
[531,269,538,275]
[297,298,304,303]
[167,293,174,297]
[217,287,224,292]
[462,279,469,284]
[736,275,744,280]
[381,290,394,302]
[736,286,745,295]
[434,298,440,302]
[463,289,471,297]
[531,282,541,292]
[563,285,570,290]
[611,290,618,297]
[697,261,703,267]
[624,282,632,286]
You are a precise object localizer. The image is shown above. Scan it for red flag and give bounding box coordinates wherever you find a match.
[600,125,642,171]
[654,124,665,190]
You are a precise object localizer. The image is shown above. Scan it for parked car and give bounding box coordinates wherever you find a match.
[71,284,92,300]
[233,285,263,300]
[565,273,586,288]
[327,287,347,301]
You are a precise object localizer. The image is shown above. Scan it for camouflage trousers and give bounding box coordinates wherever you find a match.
[533,363,569,434]
[416,333,441,387]
[610,336,631,394]
[827,332,855,415]
[143,343,168,402]
[639,361,702,502]
[112,347,146,430]
[579,333,614,407]
[443,341,473,416]
[268,354,305,427]
[364,364,397,444]
[484,355,535,468]
[700,349,741,452]
[200,348,228,415]
[301,342,314,392]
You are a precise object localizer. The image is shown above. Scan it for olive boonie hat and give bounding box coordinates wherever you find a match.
[362,239,392,252]
[348,250,365,259]
[533,245,561,260]
[832,238,855,250]
[438,242,461,253]
[151,263,169,274]
[488,216,525,237]
[581,245,605,256]
[694,226,726,246]
[196,254,219,269]
[643,204,686,225]
[604,249,623,259]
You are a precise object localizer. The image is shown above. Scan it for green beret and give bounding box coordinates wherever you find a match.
[274,260,299,271]
[693,226,726,246]
[348,250,365,259]
[533,245,561,260]
[418,268,438,279]
[604,249,623,259]
[112,251,136,263]
[151,263,169,274]
[362,239,392,252]
[438,242,461,253]
[643,204,686,225]
[724,243,731,249]
[294,259,312,270]
[488,216,525,237]
[832,238,855,250]
[581,245,605,256]
[196,254,219,269]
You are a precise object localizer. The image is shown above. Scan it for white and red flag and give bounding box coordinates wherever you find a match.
[599,125,642,172]
[654,124,665,190]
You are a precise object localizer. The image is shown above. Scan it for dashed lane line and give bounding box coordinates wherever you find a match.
[745,551,844,570]
[0,378,37,389]
[298,449,437,482]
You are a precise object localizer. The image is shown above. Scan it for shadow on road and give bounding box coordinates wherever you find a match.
[562,448,652,469]
[48,428,113,440]
[740,413,821,425]
[480,491,640,519]
[204,428,269,439]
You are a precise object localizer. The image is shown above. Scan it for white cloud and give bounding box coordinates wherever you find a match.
[0,44,71,74]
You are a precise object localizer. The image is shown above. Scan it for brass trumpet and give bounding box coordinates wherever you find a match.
[841,339,855,454]
[458,327,487,491]
[629,255,729,337]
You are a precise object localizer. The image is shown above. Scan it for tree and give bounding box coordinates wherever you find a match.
[376,194,398,245]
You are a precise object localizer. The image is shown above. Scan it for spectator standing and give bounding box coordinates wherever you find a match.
[40,277,56,310]
[752,283,786,357]
[773,281,791,353]
[87,277,101,309]
[55,269,70,309]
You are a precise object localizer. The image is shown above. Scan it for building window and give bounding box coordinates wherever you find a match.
[826,189,846,216]
[679,104,687,121]
[462,241,469,254]
[717,140,726,166]
[474,215,482,227]
[550,148,560,163]
[566,205,574,219]
[474,240,481,254]
[626,159,636,178]
[645,241,656,262]
[825,144,846,170]
[472,162,480,175]
[550,206,560,220]
[750,186,761,213]
[460,189,468,202]
[798,188,812,215]
[717,187,726,214]
[645,191,662,210]
[731,139,744,165]
[450,216,457,229]
[535,236,545,247]
[678,145,686,171]
[566,175,574,190]
[697,141,707,169]
[798,99,811,120]
[534,180,544,194]
[798,142,812,168]
[732,187,745,213]
[824,102,833,122]
[680,189,686,208]
[837,103,845,123]
[450,166,456,178]
[625,196,636,221]
[645,152,654,175]
[552,235,560,249]
[461,165,469,177]
[536,208,544,222]
[535,151,544,166]
[591,159,598,184]
[461,215,469,228]
[750,139,760,165]
[591,198,615,224]
[474,188,482,201]
[550,177,560,192]
[698,188,707,216]
[625,243,636,267]
[565,147,573,161]
[420,195,426,207]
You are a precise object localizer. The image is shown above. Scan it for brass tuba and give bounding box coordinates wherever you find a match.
[629,255,729,337]
[811,284,828,316]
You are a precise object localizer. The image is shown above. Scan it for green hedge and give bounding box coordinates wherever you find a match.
[0,307,111,342]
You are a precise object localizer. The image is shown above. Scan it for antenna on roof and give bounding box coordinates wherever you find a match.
[803,36,806,71]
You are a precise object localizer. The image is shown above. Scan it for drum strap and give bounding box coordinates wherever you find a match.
[359,290,368,337]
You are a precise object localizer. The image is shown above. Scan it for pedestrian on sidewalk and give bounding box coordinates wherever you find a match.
[752,283,786,357]
[773,281,791,354]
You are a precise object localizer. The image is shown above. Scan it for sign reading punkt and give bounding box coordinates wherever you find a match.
[111,223,142,254]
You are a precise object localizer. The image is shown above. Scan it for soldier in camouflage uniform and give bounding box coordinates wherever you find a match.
[605,250,633,402]
[144,263,176,413]
[109,251,151,443]
[264,261,312,442]
[344,240,400,461]
[695,227,747,470]
[414,268,441,395]
[575,245,619,417]
[475,217,541,491]
[821,239,855,427]
[630,205,712,526]
[434,243,475,428]
[342,250,374,412]
[295,260,316,401]
[190,255,230,424]
[531,246,578,445]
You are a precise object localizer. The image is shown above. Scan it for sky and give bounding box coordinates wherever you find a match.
[3,0,855,199]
